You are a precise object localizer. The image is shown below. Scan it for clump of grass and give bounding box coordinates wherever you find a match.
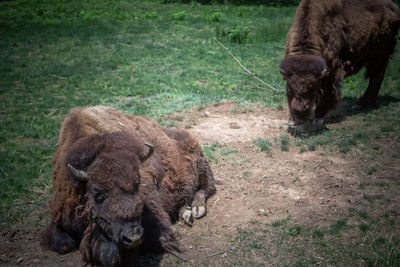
[231,105,252,114]
[312,228,324,239]
[280,134,290,151]
[335,136,357,153]
[220,147,238,156]
[329,219,347,235]
[143,11,158,18]
[220,25,249,44]
[359,223,369,233]
[242,170,251,180]
[307,142,316,151]
[363,194,374,202]
[254,138,272,153]
[287,225,302,236]
[272,220,283,227]
[172,11,187,20]
[366,166,377,175]
[356,209,369,219]
[229,26,249,44]
[202,142,221,163]
[206,11,222,22]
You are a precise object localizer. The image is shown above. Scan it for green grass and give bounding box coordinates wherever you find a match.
[279,134,290,151]
[226,211,400,266]
[1,5,400,267]
[0,1,293,224]
[253,137,272,153]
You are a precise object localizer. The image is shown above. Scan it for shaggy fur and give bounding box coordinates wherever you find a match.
[280,0,400,124]
[41,106,217,266]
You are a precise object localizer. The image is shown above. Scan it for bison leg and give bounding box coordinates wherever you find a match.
[315,77,342,120]
[41,221,77,254]
[178,205,194,225]
[141,197,181,255]
[358,66,387,108]
[191,189,207,219]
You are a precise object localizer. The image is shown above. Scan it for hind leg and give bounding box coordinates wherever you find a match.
[357,44,394,108]
[357,68,386,108]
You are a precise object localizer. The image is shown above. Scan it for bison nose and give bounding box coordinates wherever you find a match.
[119,225,144,249]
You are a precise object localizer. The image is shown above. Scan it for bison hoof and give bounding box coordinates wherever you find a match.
[289,119,324,134]
[179,206,193,226]
[192,205,206,219]
[192,190,206,219]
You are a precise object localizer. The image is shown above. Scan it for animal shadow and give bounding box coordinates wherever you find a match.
[287,95,399,138]
[324,95,399,124]
[136,252,164,267]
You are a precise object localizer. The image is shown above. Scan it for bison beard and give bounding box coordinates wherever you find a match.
[280,0,400,131]
[41,106,217,266]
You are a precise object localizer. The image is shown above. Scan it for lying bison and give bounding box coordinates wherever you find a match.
[280,0,400,131]
[41,106,218,266]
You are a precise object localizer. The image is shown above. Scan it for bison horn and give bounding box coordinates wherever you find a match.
[319,68,327,79]
[140,143,154,162]
[68,164,89,181]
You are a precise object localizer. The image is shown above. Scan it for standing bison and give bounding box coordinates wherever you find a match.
[280,0,400,130]
[41,106,218,266]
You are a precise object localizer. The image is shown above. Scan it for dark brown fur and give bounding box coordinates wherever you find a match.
[280,0,400,124]
[41,106,217,266]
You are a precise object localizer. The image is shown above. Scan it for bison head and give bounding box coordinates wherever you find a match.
[66,132,154,263]
[280,54,328,125]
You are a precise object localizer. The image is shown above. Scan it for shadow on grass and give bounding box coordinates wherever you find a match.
[288,95,399,138]
[325,95,400,124]
[136,252,169,267]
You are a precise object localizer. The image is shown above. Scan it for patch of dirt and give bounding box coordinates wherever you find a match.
[1,99,399,266]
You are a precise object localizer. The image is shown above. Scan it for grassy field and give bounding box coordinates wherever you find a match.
[0,0,399,265]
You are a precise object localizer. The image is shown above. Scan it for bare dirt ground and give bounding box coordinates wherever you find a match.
[1,99,399,266]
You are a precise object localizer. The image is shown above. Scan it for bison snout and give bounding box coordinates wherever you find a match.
[119,224,143,249]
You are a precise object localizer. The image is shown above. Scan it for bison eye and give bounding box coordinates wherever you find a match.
[93,192,105,204]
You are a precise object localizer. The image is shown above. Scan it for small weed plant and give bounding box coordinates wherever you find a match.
[206,12,223,22]
[227,25,249,44]
[172,11,187,20]
[254,138,272,153]
[280,134,290,151]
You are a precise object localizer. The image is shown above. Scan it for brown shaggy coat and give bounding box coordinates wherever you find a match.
[280,0,400,124]
[42,106,217,266]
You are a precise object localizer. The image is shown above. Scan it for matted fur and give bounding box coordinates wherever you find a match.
[42,106,217,266]
[280,0,400,123]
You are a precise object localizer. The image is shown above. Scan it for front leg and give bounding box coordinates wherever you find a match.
[315,73,342,120]
[141,195,181,255]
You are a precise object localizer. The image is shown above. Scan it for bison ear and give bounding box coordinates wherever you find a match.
[139,143,154,162]
[66,134,104,186]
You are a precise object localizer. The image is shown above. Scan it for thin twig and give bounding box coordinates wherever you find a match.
[208,251,225,257]
[50,74,67,80]
[214,37,281,93]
